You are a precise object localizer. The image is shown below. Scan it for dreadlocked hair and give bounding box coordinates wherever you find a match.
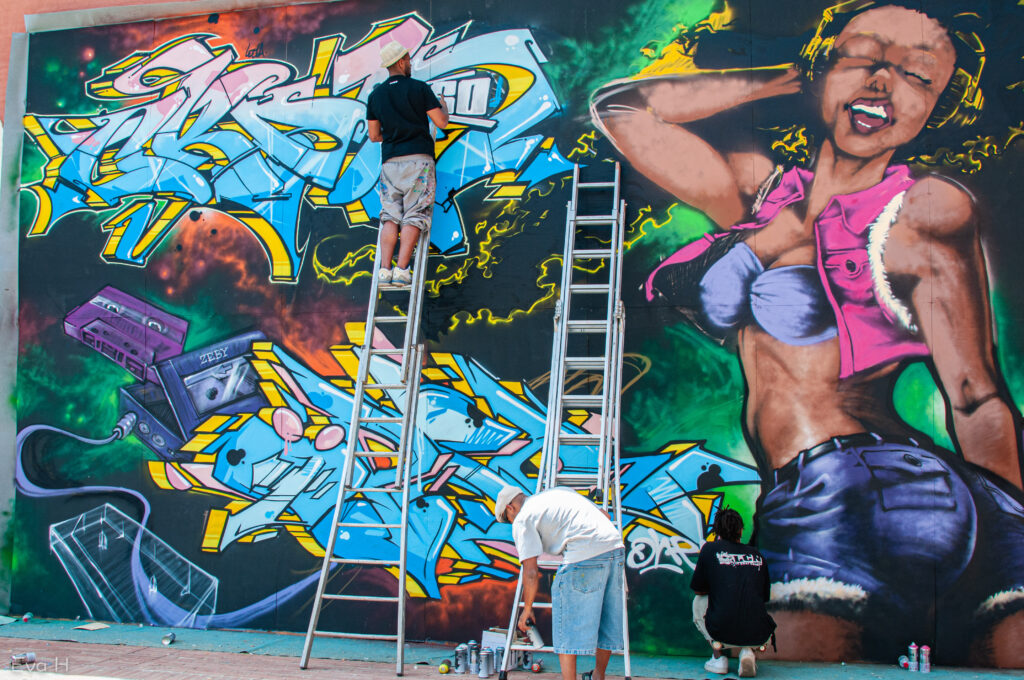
[713,507,744,543]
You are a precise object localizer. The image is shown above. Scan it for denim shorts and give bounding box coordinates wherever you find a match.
[757,433,1024,662]
[552,548,625,655]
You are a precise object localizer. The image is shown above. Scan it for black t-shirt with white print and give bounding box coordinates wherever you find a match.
[690,538,776,646]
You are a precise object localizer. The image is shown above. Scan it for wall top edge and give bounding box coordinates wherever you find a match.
[24,0,336,34]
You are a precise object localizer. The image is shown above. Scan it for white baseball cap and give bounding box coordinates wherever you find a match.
[494,486,524,523]
[379,41,409,68]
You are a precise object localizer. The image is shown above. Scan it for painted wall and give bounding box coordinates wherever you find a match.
[9,0,1024,667]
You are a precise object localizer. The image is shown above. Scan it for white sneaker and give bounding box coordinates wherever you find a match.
[392,267,412,285]
[378,268,392,283]
[704,654,728,675]
[738,647,757,677]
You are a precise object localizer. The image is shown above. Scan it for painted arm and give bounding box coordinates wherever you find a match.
[590,67,801,228]
[887,178,1023,489]
[367,119,383,143]
[517,556,539,633]
[428,96,449,129]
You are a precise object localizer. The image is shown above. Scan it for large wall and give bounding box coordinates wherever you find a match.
[8,0,1024,667]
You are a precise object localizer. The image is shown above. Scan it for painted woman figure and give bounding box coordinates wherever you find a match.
[592,1,1024,665]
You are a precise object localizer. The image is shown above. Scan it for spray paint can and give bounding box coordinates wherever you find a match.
[531,659,544,673]
[908,642,918,672]
[898,655,910,669]
[920,645,931,673]
[520,651,533,671]
[525,624,544,649]
[20,613,33,623]
[453,644,468,674]
[10,653,36,665]
[494,647,504,672]
[478,648,493,678]
[468,640,480,674]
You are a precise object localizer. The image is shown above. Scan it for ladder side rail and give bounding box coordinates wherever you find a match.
[543,192,579,490]
[498,565,528,680]
[301,254,385,668]
[612,305,632,680]
[394,344,423,675]
[601,198,627,502]
[400,236,430,382]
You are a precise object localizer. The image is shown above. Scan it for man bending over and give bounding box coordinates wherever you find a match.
[495,485,626,680]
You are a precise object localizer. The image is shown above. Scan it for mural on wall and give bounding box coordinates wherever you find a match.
[11,0,1024,667]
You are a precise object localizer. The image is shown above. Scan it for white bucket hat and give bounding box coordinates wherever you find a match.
[494,486,524,523]
[380,41,409,68]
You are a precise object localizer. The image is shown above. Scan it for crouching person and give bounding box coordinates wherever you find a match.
[495,486,626,680]
[691,508,776,677]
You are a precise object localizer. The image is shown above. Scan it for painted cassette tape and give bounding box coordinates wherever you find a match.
[118,381,187,461]
[64,286,188,383]
[156,330,269,438]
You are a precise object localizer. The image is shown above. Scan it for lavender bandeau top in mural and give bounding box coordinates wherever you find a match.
[645,164,929,378]
[698,241,838,345]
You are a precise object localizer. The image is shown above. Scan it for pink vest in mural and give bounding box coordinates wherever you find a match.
[645,164,928,378]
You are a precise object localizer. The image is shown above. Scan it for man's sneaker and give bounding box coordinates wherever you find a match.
[738,647,757,677]
[392,267,412,285]
[704,654,728,675]
[378,268,393,283]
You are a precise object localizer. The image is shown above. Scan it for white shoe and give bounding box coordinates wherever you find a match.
[378,268,392,283]
[704,654,728,675]
[738,647,757,677]
[392,267,412,285]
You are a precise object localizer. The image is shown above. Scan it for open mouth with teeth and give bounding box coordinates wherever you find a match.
[846,98,895,133]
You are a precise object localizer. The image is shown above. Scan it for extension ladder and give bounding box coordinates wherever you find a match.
[498,162,630,679]
[299,233,429,676]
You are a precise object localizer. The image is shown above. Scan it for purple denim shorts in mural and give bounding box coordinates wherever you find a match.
[757,433,1024,658]
[378,154,436,233]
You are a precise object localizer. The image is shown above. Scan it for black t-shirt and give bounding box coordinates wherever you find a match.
[365,75,441,162]
[690,538,776,646]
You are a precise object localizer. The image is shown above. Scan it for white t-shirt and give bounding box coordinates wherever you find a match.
[511,488,624,564]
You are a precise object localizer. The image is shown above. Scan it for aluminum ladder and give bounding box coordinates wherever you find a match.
[498,162,630,679]
[299,233,429,676]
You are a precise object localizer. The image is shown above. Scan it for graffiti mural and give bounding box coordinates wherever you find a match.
[10,0,1024,668]
[21,13,572,282]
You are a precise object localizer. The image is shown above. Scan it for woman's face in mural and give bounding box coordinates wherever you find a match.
[820,6,956,159]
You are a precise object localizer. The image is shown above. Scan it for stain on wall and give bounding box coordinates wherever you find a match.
[12,0,1024,667]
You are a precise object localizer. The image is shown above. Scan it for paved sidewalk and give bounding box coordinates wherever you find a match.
[0,622,1021,680]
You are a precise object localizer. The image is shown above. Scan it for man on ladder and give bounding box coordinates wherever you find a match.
[299,39,444,675]
[366,40,448,284]
[495,485,626,680]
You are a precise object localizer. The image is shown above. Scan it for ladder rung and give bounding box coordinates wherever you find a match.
[569,284,610,293]
[571,249,612,259]
[314,631,398,641]
[562,395,603,408]
[352,450,398,458]
[356,413,405,423]
[565,357,606,370]
[577,181,617,188]
[373,316,408,324]
[559,433,601,445]
[336,522,401,529]
[555,474,600,486]
[329,557,401,566]
[510,644,555,652]
[346,486,402,494]
[574,215,617,224]
[517,602,552,609]
[368,348,404,355]
[363,383,407,390]
[378,281,414,291]
[566,320,608,333]
[323,593,400,603]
